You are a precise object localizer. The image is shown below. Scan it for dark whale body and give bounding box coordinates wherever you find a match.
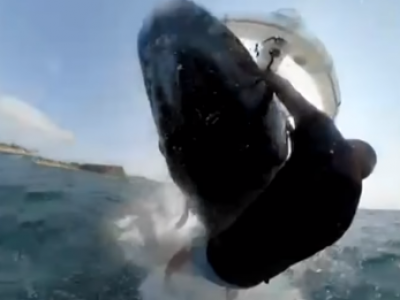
[137,0,289,235]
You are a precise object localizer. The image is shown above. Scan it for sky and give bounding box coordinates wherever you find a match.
[0,0,398,209]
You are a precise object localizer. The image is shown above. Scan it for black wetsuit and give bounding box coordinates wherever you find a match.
[206,112,362,288]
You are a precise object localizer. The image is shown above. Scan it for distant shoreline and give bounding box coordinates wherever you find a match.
[0,142,127,178]
[0,144,32,156]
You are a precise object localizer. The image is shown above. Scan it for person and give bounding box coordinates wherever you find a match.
[138,0,377,292]
[165,70,377,289]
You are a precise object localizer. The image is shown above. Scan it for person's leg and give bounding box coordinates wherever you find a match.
[207,73,368,286]
[265,71,322,125]
[266,72,349,172]
[346,139,377,180]
[268,72,376,184]
[259,73,367,282]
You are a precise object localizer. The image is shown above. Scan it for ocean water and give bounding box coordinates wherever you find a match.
[0,153,399,300]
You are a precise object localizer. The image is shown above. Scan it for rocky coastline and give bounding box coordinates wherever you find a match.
[0,142,127,177]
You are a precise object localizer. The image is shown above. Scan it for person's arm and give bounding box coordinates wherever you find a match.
[266,71,322,125]
[267,72,377,180]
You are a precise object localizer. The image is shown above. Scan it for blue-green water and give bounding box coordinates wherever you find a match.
[0,153,399,300]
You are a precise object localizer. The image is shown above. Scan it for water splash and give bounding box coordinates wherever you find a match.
[112,182,306,300]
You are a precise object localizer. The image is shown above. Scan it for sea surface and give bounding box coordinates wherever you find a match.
[0,153,399,300]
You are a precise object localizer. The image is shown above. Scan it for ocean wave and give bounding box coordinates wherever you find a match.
[0,154,399,300]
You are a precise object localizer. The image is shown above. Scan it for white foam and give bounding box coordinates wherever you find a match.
[111,183,306,300]
[114,184,202,268]
[140,267,305,300]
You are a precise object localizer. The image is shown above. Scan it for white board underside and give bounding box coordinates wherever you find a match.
[223,14,341,119]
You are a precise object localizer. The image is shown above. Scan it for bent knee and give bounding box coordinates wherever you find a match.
[347,139,377,179]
